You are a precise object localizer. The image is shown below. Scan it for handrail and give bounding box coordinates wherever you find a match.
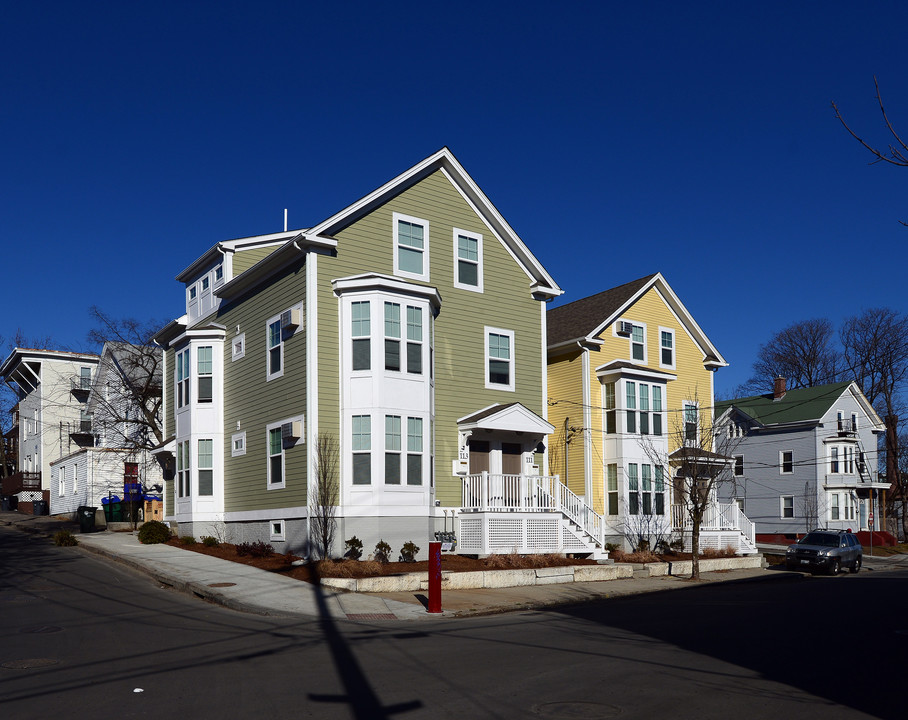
[462,472,604,547]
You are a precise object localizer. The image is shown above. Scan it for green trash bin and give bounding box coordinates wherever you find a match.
[78,506,97,533]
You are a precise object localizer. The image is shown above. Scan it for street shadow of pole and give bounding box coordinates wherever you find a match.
[307,561,422,719]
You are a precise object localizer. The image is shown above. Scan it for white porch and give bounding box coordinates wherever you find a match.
[458,472,608,558]
[671,502,758,554]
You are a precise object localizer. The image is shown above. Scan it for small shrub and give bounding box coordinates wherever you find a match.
[344,536,363,560]
[180,535,197,545]
[137,520,172,545]
[670,538,684,552]
[655,539,673,555]
[399,541,420,562]
[605,542,620,553]
[373,539,391,563]
[54,530,78,547]
[236,541,274,558]
[201,535,219,547]
[635,539,650,553]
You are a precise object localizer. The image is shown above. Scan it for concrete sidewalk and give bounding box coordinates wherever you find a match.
[6,511,899,621]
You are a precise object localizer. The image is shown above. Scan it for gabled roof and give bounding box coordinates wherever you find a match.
[456,402,554,435]
[200,148,561,304]
[715,381,883,429]
[547,272,726,367]
[548,274,656,347]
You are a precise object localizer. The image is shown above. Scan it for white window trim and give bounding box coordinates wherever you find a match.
[780,495,794,519]
[266,415,304,491]
[266,314,284,382]
[682,401,699,445]
[58,468,65,497]
[232,333,246,362]
[266,421,287,490]
[780,450,793,475]
[231,431,247,457]
[485,326,516,392]
[452,227,483,293]
[393,212,430,282]
[615,319,648,364]
[269,519,286,542]
[658,326,675,370]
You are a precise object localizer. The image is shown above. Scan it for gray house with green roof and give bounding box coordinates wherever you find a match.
[715,378,886,540]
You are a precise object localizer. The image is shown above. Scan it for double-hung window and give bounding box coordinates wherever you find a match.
[654,466,665,515]
[780,450,793,474]
[604,382,616,434]
[830,447,840,473]
[639,384,650,435]
[781,496,794,518]
[652,385,663,435]
[843,446,854,474]
[384,302,401,371]
[683,402,699,443]
[268,427,284,487]
[626,381,637,434]
[831,493,841,520]
[385,415,401,484]
[267,318,283,380]
[198,439,213,495]
[628,464,639,515]
[197,346,213,403]
[734,455,744,476]
[407,417,423,485]
[486,328,514,391]
[660,329,674,368]
[394,213,429,281]
[641,464,652,515]
[352,301,371,371]
[176,349,190,408]
[177,441,190,497]
[352,415,371,485]
[454,229,482,291]
[607,464,618,515]
[631,325,645,361]
[406,306,423,374]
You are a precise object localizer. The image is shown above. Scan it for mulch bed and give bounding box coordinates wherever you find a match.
[164,538,598,584]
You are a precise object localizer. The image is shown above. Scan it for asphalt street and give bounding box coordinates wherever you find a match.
[1,525,906,719]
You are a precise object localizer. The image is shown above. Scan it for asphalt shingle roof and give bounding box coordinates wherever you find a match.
[547,274,657,346]
[715,382,852,426]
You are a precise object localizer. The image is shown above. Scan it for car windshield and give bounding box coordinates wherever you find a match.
[801,533,840,547]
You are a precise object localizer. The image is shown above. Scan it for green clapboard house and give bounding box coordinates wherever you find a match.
[152,148,594,559]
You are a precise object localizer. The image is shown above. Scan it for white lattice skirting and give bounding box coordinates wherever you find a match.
[458,512,591,554]
[18,491,44,502]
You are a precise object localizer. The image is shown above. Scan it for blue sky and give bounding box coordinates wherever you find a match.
[3,1,907,397]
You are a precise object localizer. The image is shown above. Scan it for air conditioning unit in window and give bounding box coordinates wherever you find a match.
[617,321,634,336]
[281,421,302,443]
[281,308,301,330]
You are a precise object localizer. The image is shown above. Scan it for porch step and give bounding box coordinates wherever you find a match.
[630,563,651,579]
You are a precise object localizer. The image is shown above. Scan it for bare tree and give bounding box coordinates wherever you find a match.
[643,395,739,580]
[800,481,818,535]
[86,307,165,452]
[841,308,908,537]
[309,432,339,560]
[739,318,841,395]
[832,77,908,224]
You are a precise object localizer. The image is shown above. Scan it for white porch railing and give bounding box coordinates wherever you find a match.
[462,472,604,548]
[671,502,756,550]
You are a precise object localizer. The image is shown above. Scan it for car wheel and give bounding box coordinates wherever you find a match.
[830,558,841,576]
[851,556,862,574]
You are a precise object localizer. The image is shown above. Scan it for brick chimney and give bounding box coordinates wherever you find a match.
[773,376,787,401]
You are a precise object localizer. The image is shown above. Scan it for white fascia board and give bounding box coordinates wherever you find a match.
[586,273,727,368]
[215,233,336,302]
[175,230,309,283]
[845,382,885,430]
[595,365,678,383]
[331,273,442,308]
[307,147,562,297]
[457,404,555,435]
